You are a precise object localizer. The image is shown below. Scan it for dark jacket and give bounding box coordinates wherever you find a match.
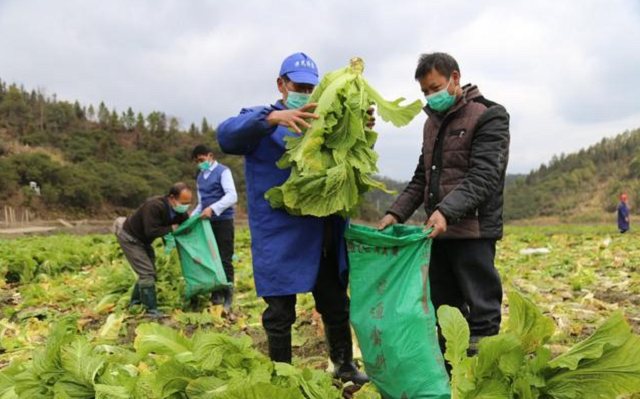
[388,84,510,239]
[123,196,188,245]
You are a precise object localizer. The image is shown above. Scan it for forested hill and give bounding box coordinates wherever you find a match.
[504,128,640,222]
[0,78,245,218]
[6,77,632,225]
[0,78,407,221]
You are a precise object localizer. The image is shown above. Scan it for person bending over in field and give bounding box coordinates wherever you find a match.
[114,182,192,318]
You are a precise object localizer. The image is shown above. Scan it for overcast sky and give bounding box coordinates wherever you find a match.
[1,0,639,180]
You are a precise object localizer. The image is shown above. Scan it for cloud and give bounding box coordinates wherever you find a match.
[0,0,638,180]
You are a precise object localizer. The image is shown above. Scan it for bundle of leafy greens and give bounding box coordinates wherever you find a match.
[0,317,343,399]
[438,291,640,399]
[266,57,423,217]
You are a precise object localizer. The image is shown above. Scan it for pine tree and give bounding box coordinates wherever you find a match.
[188,122,199,136]
[123,107,136,131]
[135,112,146,131]
[87,104,96,122]
[201,117,211,135]
[74,101,85,120]
[98,102,110,127]
[0,85,33,133]
[110,109,120,130]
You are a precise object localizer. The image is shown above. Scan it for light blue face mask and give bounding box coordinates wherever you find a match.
[173,204,189,214]
[285,90,311,109]
[198,160,212,171]
[425,78,456,113]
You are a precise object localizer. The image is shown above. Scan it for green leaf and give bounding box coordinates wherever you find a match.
[437,305,469,369]
[0,362,22,399]
[185,376,228,399]
[60,338,105,387]
[437,305,470,399]
[362,78,423,127]
[134,323,193,357]
[547,312,630,370]
[468,379,510,399]
[543,333,640,399]
[352,383,382,399]
[474,333,522,379]
[215,382,304,399]
[153,358,198,398]
[506,291,555,353]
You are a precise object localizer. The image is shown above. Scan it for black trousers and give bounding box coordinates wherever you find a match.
[209,219,235,284]
[430,238,502,337]
[262,223,349,337]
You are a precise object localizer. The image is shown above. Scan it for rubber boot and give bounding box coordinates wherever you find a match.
[128,283,141,308]
[139,284,164,318]
[325,322,369,385]
[267,333,292,364]
[222,286,234,314]
[211,289,224,305]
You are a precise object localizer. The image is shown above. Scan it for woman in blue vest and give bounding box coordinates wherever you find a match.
[191,144,238,312]
[217,52,368,384]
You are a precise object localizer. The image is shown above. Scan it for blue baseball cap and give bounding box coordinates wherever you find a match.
[279,52,319,85]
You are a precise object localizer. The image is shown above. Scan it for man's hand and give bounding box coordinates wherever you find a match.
[424,210,447,238]
[378,214,399,230]
[267,103,319,134]
[171,224,179,231]
[200,207,214,219]
[366,107,376,129]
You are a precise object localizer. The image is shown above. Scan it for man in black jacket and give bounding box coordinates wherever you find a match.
[115,182,192,317]
[379,53,510,353]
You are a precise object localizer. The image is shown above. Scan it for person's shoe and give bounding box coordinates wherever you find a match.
[222,286,234,314]
[210,289,225,305]
[267,333,292,364]
[325,322,369,385]
[145,308,165,319]
[139,284,164,318]
[128,283,141,308]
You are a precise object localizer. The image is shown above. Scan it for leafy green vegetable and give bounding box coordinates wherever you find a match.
[505,291,555,353]
[438,291,640,399]
[266,57,423,217]
[543,312,640,399]
[0,318,343,399]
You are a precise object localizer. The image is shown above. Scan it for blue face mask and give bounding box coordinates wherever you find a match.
[285,91,311,109]
[173,203,189,214]
[198,160,212,171]
[425,78,456,113]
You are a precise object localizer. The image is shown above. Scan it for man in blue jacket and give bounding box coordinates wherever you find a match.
[192,144,238,312]
[217,52,367,384]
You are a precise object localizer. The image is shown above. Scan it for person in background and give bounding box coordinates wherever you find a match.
[115,182,192,318]
[216,52,369,384]
[618,193,630,233]
[378,52,510,356]
[191,144,238,312]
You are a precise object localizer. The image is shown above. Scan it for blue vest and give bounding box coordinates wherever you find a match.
[198,164,235,221]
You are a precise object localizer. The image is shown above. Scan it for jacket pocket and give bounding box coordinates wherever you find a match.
[448,128,467,138]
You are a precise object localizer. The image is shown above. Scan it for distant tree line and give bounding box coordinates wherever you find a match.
[0,78,244,216]
[505,128,640,220]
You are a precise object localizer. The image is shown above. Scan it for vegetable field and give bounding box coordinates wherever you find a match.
[1,224,640,398]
